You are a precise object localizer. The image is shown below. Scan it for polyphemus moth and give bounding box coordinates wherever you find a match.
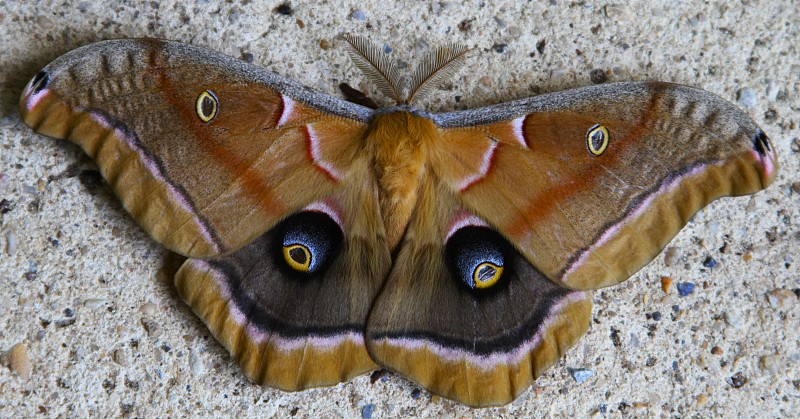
[19,37,777,407]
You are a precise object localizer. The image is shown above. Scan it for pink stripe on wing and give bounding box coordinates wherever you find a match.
[562,163,712,282]
[305,125,342,182]
[90,113,221,252]
[276,95,296,127]
[458,140,498,192]
[511,116,528,148]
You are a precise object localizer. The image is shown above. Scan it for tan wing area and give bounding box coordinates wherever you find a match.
[434,82,777,289]
[366,176,592,407]
[175,157,391,390]
[19,39,369,257]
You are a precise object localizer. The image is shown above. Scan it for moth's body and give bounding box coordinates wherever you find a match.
[19,39,776,407]
[367,111,437,250]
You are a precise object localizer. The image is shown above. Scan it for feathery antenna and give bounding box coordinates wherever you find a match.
[340,35,403,103]
[407,44,471,104]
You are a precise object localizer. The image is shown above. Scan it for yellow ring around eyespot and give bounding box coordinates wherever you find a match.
[195,90,218,123]
[283,244,311,273]
[473,262,504,289]
[586,124,610,156]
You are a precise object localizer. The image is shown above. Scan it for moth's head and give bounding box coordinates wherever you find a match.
[339,35,473,107]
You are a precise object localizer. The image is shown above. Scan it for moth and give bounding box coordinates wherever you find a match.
[19,37,777,407]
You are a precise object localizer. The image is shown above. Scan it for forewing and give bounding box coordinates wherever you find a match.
[432,81,777,289]
[19,39,372,257]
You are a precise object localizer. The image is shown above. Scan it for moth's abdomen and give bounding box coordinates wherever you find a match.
[368,112,439,250]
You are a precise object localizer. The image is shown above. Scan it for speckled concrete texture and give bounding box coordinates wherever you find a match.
[1,0,798,417]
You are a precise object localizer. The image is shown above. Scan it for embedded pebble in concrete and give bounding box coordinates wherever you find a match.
[361,403,375,419]
[766,289,796,309]
[663,247,681,267]
[5,231,17,256]
[139,302,157,316]
[702,256,718,269]
[351,10,366,21]
[727,372,748,388]
[677,282,696,297]
[759,355,781,373]
[604,4,632,21]
[189,350,205,377]
[737,87,757,107]
[660,276,673,294]
[83,298,107,309]
[7,343,32,380]
[567,368,594,384]
[141,319,162,338]
[0,173,9,192]
[113,349,130,366]
[725,310,747,329]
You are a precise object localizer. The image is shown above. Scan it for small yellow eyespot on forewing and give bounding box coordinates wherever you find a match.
[586,124,609,156]
[473,262,504,289]
[283,244,312,273]
[196,90,219,123]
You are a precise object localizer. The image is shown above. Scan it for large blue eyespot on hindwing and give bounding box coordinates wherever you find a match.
[279,211,343,275]
[445,226,508,290]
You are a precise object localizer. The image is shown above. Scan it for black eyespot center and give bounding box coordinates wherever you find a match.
[31,70,49,94]
[288,246,309,265]
[195,90,219,123]
[477,264,496,282]
[277,211,343,276]
[201,96,216,116]
[591,131,604,149]
[586,124,609,156]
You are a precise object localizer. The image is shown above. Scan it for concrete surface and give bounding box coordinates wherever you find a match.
[0,0,798,417]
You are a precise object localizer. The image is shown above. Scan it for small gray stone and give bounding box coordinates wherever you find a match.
[759,355,781,373]
[724,310,746,329]
[190,350,205,376]
[83,298,107,310]
[5,231,17,256]
[736,87,757,108]
[351,10,366,21]
[766,289,796,309]
[113,349,130,366]
[663,246,681,267]
[765,81,781,102]
[605,4,632,21]
[706,220,719,235]
[0,173,9,192]
[141,319,162,339]
[629,333,641,348]
[567,367,594,383]
[139,303,157,316]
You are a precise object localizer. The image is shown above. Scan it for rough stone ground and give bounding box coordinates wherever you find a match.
[0,0,798,417]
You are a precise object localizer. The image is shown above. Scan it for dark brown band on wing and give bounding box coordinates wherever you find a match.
[205,257,363,338]
[176,258,377,391]
[368,285,576,355]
